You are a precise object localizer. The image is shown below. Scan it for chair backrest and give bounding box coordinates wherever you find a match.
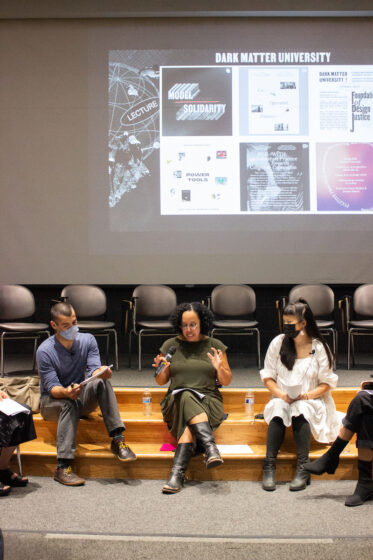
[353,284,373,317]
[211,285,256,317]
[61,285,107,318]
[133,285,177,318]
[0,284,35,320]
[288,284,334,317]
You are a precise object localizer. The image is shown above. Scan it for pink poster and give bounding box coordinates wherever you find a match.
[317,143,373,211]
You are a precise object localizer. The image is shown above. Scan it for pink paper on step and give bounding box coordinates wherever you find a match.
[160,443,177,451]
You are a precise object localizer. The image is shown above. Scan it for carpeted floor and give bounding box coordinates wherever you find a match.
[1,477,372,560]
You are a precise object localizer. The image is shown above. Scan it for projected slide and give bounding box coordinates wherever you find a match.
[108,50,373,216]
[317,143,373,211]
[240,143,309,212]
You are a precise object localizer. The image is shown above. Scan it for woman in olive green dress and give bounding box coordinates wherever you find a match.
[153,302,232,494]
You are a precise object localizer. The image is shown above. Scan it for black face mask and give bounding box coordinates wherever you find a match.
[283,323,301,339]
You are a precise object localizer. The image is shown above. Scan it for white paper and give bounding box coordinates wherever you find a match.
[171,388,205,400]
[79,365,113,387]
[284,384,303,399]
[0,398,30,416]
[217,444,254,454]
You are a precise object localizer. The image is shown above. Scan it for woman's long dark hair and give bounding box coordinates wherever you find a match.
[280,298,334,370]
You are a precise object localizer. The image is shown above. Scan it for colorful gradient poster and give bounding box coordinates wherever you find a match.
[317,143,373,211]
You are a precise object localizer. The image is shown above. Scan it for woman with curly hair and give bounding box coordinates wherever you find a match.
[153,302,232,494]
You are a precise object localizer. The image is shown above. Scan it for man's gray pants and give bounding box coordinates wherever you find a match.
[40,378,124,460]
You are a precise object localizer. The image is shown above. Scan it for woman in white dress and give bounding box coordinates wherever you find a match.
[260,299,342,492]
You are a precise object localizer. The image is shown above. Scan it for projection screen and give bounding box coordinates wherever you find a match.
[1,17,373,284]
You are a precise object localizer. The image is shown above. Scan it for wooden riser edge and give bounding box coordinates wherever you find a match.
[32,417,357,447]
[11,454,359,482]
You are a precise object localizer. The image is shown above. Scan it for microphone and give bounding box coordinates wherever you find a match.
[154,346,176,377]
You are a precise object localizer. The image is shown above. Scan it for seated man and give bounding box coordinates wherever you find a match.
[37,302,136,486]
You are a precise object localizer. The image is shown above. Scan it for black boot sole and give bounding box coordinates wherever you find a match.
[162,485,183,494]
[345,493,373,507]
[289,478,311,491]
[262,484,276,491]
[206,457,224,469]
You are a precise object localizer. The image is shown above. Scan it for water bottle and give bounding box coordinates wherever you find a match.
[245,389,255,423]
[142,388,152,416]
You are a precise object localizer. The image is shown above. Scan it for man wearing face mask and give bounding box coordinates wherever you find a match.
[36,302,136,486]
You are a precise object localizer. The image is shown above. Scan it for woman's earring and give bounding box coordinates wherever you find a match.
[300,330,304,336]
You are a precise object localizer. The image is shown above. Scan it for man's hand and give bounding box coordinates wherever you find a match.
[66,384,81,400]
[92,365,112,380]
[51,384,81,400]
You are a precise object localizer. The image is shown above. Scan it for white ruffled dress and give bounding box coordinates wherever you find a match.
[260,334,343,444]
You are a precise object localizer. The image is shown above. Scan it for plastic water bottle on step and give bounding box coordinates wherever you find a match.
[245,389,255,423]
[142,388,152,416]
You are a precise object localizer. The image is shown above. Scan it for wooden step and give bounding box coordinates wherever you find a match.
[30,412,349,450]
[13,386,360,482]
[114,387,359,414]
[15,439,358,482]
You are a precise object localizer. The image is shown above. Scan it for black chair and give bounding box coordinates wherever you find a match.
[61,285,119,370]
[340,284,373,370]
[0,285,50,377]
[208,284,261,368]
[287,284,338,363]
[125,285,177,371]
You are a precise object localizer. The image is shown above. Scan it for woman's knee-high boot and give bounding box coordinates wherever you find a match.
[262,417,286,491]
[190,422,223,469]
[162,443,195,494]
[345,460,373,507]
[289,415,311,491]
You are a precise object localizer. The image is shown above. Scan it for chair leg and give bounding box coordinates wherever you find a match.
[0,335,4,377]
[347,330,351,370]
[112,329,119,371]
[105,333,110,368]
[128,331,132,368]
[334,329,338,368]
[32,337,38,372]
[256,329,261,369]
[138,332,142,371]
[351,333,356,367]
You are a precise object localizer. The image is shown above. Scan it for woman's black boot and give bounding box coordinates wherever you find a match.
[262,417,286,492]
[190,422,223,468]
[303,436,349,475]
[262,459,276,491]
[162,443,195,494]
[290,415,311,491]
[289,463,311,491]
[345,460,373,507]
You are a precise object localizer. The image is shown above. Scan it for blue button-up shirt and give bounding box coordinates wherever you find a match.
[37,333,101,396]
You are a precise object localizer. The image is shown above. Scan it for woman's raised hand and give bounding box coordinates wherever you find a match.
[207,347,223,370]
[152,354,170,370]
